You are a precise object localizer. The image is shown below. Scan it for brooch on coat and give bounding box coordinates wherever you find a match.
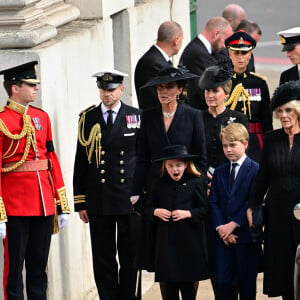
[126,114,141,129]
[227,117,236,124]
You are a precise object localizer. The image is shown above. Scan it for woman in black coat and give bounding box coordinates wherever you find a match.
[146,145,209,300]
[131,66,207,271]
[198,61,248,174]
[247,81,300,300]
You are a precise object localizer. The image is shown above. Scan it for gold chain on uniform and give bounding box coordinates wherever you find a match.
[0,114,36,172]
[225,83,252,119]
[78,112,102,167]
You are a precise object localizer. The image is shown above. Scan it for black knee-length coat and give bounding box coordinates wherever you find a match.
[146,174,210,282]
[249,129,300,297]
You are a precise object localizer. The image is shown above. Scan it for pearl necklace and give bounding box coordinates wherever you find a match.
[162,111,175,119]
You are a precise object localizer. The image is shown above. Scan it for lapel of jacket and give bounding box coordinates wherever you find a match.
[230,157,251,195]
[166,102,183,138]
[292,65,300,80]
[101,102,126,147]
[220,163,231,197]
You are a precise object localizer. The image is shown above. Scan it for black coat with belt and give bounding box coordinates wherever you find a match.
[73,102,141,216]
[134,45,171,109]
[279,65,299,85]
[132,102,207,196]
[146,174,210,282]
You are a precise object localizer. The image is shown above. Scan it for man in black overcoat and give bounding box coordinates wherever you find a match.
[134,21,183,109]
[73,70,141,300]
[277,27,300,84]
[180,17,232,110]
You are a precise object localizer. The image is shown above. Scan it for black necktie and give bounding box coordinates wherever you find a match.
[168,59,172,65]
[107,110,113,129]
[230,163,238,188]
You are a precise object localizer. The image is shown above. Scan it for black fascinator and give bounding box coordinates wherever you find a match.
[198,60,233,89]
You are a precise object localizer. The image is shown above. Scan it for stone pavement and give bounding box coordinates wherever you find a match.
[142,272,281,299]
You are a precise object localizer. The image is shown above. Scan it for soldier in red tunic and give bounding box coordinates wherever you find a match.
[0,61,71,300]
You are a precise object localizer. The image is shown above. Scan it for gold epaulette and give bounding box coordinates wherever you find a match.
[0,107,5,113]
[250,72,267,81]
[79,105,96,116]
[57,187,71,213]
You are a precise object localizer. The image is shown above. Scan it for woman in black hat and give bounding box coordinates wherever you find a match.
[199,60,248,176]
[225,30,273,162]
[146,145,209,300]
[131,65,207,271]
[247,81,300,300]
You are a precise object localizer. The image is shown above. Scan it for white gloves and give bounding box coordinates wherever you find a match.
[0,222,6,239]
[130,195,140,205]
[58,213,69,229]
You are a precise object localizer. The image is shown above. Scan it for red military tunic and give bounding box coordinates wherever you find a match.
[0,100,70,220]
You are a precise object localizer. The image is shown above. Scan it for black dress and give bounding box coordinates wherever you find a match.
[203,108,248,169]
[146,174,210,282]
[249,129,300,297]
[229,72,273,162]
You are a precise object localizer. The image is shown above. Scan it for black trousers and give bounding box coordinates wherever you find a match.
[4,216,54,300]
[89,214,138,300]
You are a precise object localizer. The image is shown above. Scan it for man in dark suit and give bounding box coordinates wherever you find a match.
[134,21,183,109]
[180,17,232,110]
[277,27,300,84]
[209,123,260,300]
[73,70,141,300]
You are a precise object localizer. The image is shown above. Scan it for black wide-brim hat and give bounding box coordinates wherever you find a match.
[198,60,233,89]
[154,145,198,162]
[271,81,300,111]
[141,65,198,89]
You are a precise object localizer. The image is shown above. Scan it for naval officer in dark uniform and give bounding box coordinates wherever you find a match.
[277,27,300,84]
[73,70,141,300]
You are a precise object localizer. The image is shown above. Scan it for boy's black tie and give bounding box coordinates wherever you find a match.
[230,163,238,188]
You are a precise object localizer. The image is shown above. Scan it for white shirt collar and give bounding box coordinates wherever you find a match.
[101,101,121,115]
[198,34,212,54]
[231,154,247,168]
[298,64,300,76]
[154,44,170,62]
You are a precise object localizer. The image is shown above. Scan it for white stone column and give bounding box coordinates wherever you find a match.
[0,0,79,48]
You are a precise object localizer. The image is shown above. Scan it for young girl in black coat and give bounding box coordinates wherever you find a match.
[146,145,210,300]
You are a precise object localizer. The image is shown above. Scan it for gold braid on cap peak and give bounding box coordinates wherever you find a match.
[225,83,251,119]
[0,114,36,172]
[78,112,102,167]
[0,197,7,222]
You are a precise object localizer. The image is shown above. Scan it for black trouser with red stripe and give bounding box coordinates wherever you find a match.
[3,216,53,300]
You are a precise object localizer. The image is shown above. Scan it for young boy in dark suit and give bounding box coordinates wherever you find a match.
[209,123,259,300]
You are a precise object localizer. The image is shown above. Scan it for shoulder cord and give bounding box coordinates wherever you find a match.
[0,114,36,172]
[225,83,251,120]
[77,112,102,167]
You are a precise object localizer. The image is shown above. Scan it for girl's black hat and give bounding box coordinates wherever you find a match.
[154,145,197,162]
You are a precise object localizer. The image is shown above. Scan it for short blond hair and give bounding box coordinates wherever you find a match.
[273,100,300,119]
[220,123,249,143]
